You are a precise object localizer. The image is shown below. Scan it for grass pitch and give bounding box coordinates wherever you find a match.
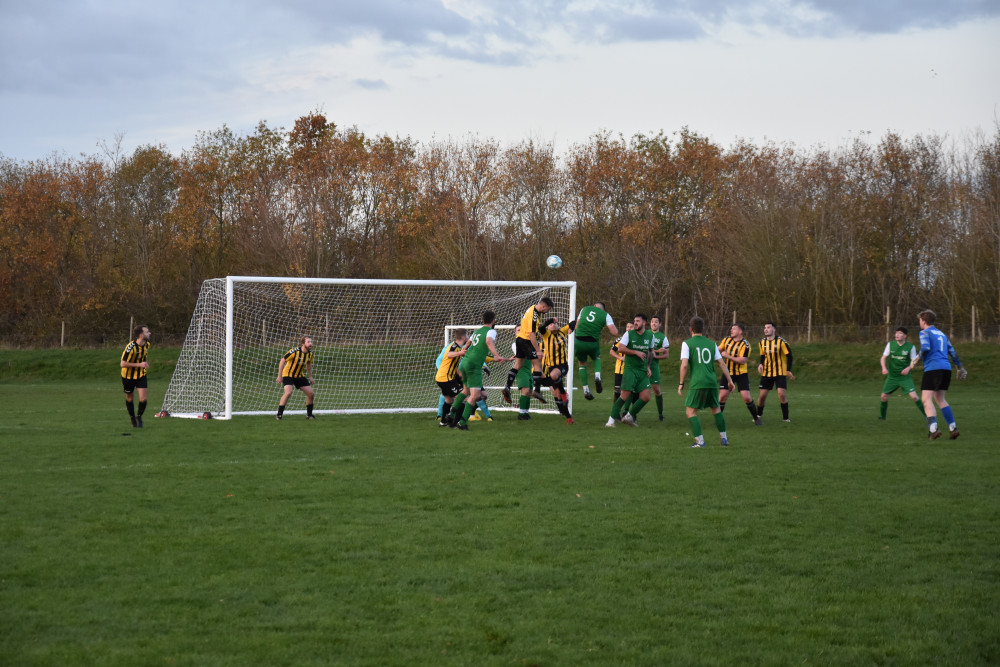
[1,345,998,665]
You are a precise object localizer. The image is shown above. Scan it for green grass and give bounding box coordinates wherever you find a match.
[1,346,998,665]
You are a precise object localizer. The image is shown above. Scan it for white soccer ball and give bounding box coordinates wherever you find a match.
[546,254,563,269]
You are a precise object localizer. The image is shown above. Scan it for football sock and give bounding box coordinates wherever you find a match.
[125,400,135,417]
[137,400,146,416]
[476,399,491,419]
[719,401,726,412]
[914,399,926,416]
[518,395,530,413]
[655,394,663,416]
[460,401,475,424]
[505,368,517,390]
[277,404,285,417]
[532,371,543,392]
[441,402,452,420]
[630,398,648,418]
[579,366,589,390]
[688,416,703,438]
[780,402,789,421]
[714,411,727,434]
[757,404,764,418]
[594,360,602,377]
[941,406,955,428]
[880,401,888,419]
[306,402,313,417]
[452,394,467,420]
[437,395,447,418]
[926,416,938,433]
[610,398,624,420]
[746,402,759,419]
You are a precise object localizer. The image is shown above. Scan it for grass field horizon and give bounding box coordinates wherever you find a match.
[2,345,998,665]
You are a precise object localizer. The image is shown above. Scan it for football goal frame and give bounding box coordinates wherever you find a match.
[161,276,577,419]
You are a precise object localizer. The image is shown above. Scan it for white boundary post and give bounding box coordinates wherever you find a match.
[567,283,576,415]
[224,277,235,420]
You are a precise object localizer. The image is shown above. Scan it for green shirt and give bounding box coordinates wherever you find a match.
[618,328,655,372]
[650,330,668,367]
[681,335,721,389]
[883,341,917,377]
[575,306,613,339]
[464,325,496,367]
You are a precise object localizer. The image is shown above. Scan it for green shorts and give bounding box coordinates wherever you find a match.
[621,366,651,394]
[459,359,483,388]
[516,364,533,391]
[881,374,916,395]
[649,362,662,384]
[685,387,720,410]
[575,339,601,363]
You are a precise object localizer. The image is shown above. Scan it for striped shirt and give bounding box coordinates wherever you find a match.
[120,339,150,380]
[542,324,571,368]
[758,336,791,377]
[517,305,545,341]
[435,342,464,382]
[719,336,751,376]
[281,348,313,378]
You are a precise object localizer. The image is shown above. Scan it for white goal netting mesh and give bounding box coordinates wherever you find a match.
[161,278,576,418]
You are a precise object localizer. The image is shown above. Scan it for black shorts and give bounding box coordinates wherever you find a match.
[759,376,788,391]
[437,378,463,397]
[121,376,148,393]
[546,363,569,378]
[921,369,951,392]
[283,376,311,389]
[722,373,751,393]
[514,337,539,360]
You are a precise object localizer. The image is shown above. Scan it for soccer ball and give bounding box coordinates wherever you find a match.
[546,254,563,269]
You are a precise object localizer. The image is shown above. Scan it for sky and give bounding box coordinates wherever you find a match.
[2,0,999,162]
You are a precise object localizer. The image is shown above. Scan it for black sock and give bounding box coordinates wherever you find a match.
[781,402,789,420]
[442,402,451,420]
[505,368,517,389]
[307,403,314,416]
[532,371,543,392]
[757,404,764,418]
[125,400,135,417]
[746,402,759,419]
[277,404,285,416]
[137,400,146,416]
[719,401,726,412]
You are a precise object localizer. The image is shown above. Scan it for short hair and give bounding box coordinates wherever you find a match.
[765,321,776,329]
[540,296,554,308]
[733,322,746,334]
[133,325,148,340]
[651,315,662,322]
[689,316,705,333]
[482,310,496,325]
[453,328,468,340]
[299,335,311,346]
[918,310,936,325]
[594,301,606,310]
[634,312,648,324]
[895,326,908,335]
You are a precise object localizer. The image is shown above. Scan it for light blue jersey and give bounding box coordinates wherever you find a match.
[919,326,961,372]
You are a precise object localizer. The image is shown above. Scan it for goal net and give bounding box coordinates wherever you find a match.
[161,277,577,419]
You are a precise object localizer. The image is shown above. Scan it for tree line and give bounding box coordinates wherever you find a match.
[1,113,998,345]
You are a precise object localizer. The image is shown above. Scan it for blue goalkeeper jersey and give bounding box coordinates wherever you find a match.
[919,325,960,372]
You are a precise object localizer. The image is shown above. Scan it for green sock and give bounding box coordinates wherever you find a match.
[630,398,648,417]
[610,398,624,420]
[623,394,635,412]
[714,411,727,433]
[461,401,475,424]
[594,358,602,375]
[579,366,589,390]
[880,401,888,419]
[688,416,703,438]
[914,399,926,416]
[655,394,663,416]
[452,394,466,418]
[518,395,530,412]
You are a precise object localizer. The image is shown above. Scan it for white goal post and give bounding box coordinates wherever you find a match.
[161,277,577,419]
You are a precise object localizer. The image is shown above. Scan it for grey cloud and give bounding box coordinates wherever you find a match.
[353,78,389,90]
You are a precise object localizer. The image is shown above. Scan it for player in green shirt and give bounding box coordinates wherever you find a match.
[574,302,618,400]
[678,316,735,447]
[452,311,509,430]
[605,313,655,428]
[649,315,670,421]
[879,326,925,420]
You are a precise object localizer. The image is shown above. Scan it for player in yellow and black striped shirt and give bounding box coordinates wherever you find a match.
[276,336,316,420]
[435,329,468,426]
[756,322,795,422]
[540,317,576,424]
[120,324,151,428]
[718,323,763,425]
[502,296,553,405]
